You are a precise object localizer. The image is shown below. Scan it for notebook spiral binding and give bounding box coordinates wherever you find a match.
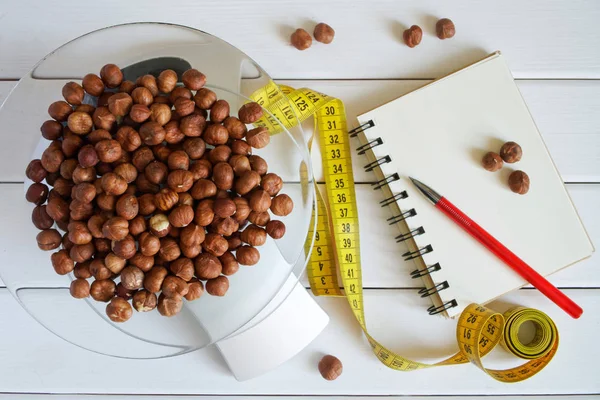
[349,120,458,316]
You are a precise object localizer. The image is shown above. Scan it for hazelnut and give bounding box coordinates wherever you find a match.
[113,127,141,154]
[436,18,456,39]
[162,275,190,297]
[157,69,178,93]
[70,242,95,262]
[82,73,105,96]
[214,198,236,218]
[314,23,335,44]
[168,150,190,171]
[194,199,215,226]
[249,155,268,175]
[86,129,111,145]
[202,233,228,257]
[139,121,166,146]
[183,138,206,160]
[190,159,212,181]
[155,188,179,211]
[210,100,230,123]
[212,162,234,190]
[69,199,94,221]
[236,245,260,266]
[73,261,92,279]
[139,231,160,257]
[61,233,74,250]
[94,238,111,255]
[291,28,312,50]
[144,161,168,185]
[77,145,98,168]
[205,276,229,296]
[66,111,93,135]
[128,104,151,123]
[167,170,195,193]
[132,146,155,172]
[194,88,217,109]
[149,214,171,237]
[115,283,135,300]
[102,216,129,241]
[136,174,159,195]
[246,127,270,149]
[101,173,128,195]
[68,221,93,245]
[174,97,195,117]
[403,25,423,48]
[231,197,250,222]
[194,253,222,279]
[207,146,231,165]
[261,173,283,196]
[129,252,154,272]
[180,223,205,248]
[100,64,123,88]
[72,165,96,184]
[106,297,133,323]
[138,193,157,216]
[132,86,154,106]
[318,355,343,381]
[241,224,267,246]
[220,251,239,276]
[53,177,73,197]
[114,163,138,184]
[169,86,193,104]
[144,266,168,293]
[50,250,75,275]
[150,103,172,126]
[223,116,247,140]
[32,205,54,230]
[168,258,195,282]
[137,74,159,96]
[48,100,73,122]
[185,279,204,301]
[41,146,65,173]
[107,92,133,117]
[227,232,243,251]
[36,229,62,250]
[133,290,157,312]
[231,139,252,156]
[508,170,530,195]
[46,196,69,222]
[75,103,96,114]
[180,114,206,137]
[226,155,249,178]
[119,80,136,94]
[90,279,117,302]
[96,193,116,211]
[86,215,106,238]
[203,124,229,145]
[70,278,90,299]
[182,69,206,90]
[482,152,503,172]
[26,183,49,205]
[158,237,181,261]
[500,141,523,163]
[157,293,183,317]
[191,179,217,200]
[128,216,147,237]
[91,106,116,131]
[120,265,144,290]
[97,92,114,107]
[214,217,239,236]
[178,192,194,207]
[41,120,63,140]
[152,144,171,163]
[115,194,139,220]
[96,139,123,163]
[164,121,185,144]
[271,194,294,216]
[266,220,286,239]
[90,258,112,280]
[249,189,272,212]
[235,170,261,195]
[61,133,83,158]
[169,205,194,227]
[237,102,262,125]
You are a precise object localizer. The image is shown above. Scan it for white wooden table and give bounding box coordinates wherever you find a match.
[1,1,599,398]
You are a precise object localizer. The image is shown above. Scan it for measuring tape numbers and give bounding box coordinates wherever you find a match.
[249,81,559,382]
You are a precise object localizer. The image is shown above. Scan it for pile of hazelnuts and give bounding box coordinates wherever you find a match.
[25,63,294,323]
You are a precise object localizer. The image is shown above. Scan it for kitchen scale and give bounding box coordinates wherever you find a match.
[0,22,328,380]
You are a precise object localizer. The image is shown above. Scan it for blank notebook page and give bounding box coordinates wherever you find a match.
[357,53,594,317]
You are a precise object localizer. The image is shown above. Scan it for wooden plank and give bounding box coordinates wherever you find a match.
[0,1,600,79]
[0,288,597,395]
[1,79,599,182]
[2,182,598,289]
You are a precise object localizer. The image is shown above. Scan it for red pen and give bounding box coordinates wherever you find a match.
[410,177,583,319]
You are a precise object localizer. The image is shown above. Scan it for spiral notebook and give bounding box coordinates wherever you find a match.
[353,52,594,318]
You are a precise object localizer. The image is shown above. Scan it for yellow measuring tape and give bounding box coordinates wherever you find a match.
[249,81,559,382]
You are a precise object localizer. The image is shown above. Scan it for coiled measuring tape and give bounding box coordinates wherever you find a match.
[249,81,559,382]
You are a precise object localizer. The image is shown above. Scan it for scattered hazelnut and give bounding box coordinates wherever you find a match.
[162,275,189,297]
[32,205,54,230]
[100,64,123,88]
[118,80,136,94]
[140,121,166,146]
[482,152,503,172]
[90,258,113,280]
[185,279,204,301]
[155,188,179,211]
[115,283,135,300]
[182,69,206,90]
[236,245,260,266]
[249,189,272,212]
[48,100,73,122]
[82,73,105,96]
[157,69,178,93]
[212,162,234,190]
[144,266,168,292]
[170,258,195,281]
[110,234,137,259]
[101,173,128,196]
[318,355,343,381]
[246,127,270,149]
[500,141,523,163]
[436,18,456,39]
[169,204,194,227]
[180,114,206,137]
[508,170,530,195]
[261,173,283,196]
[120,265,145,290]
[191,179,217,201]
[72,165,96,185]
[271,194,294,216]
[241,224,267,246]
[144,161,168,185]
[138,232,160,257]
[108,92,133,117]
[73,261,92,279]
[62,81,85,105]
[201,233,227,257]
[132,146,155,172]
[227,232,243,251]
[183,138,206,160]
[106,297,133,323]
[40,120,63,140]
[170,86,193,104]
[157,293,183,317]
[96,193,117,211]
[25,183,48,205]
[114,163,138,184]
[131,86,154,106]
[214,198,236,218]
[220,251,239,276]
[194,88,217,109]
[210,100,230,123]
[137,74,159,97]
[137,193,156,216]
[70,199,94,221]
[159,237,181,261]
[291,28,312,50]
[190,159,212,181]
[203,124,229,146]
[266,220,286,239]
[68,221,93,245]
[168,150,190,171]
[133,290,157,312]
[129,252,154,272]
[116,194,139,220]
[167,170,195,193]
[46,196,69,222]
[174,97,196,117]
[237,103,262,125]
[36,229,62,250]
[149,103,172,126]
[102,216,129,241]
[206,276,229,296]
[248,211,270,227]
[165,121,185,144]
[223,117,247,141]
[70,242,95,263]
[96,139,123,163]
[180,223,205,249]
[403,25,423,48]
[90,279,117,302]
[149,214,171,237]
[249,155,268,175]
[70,278,90,299]
[194,253,222,279]
[41,146,65,173]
